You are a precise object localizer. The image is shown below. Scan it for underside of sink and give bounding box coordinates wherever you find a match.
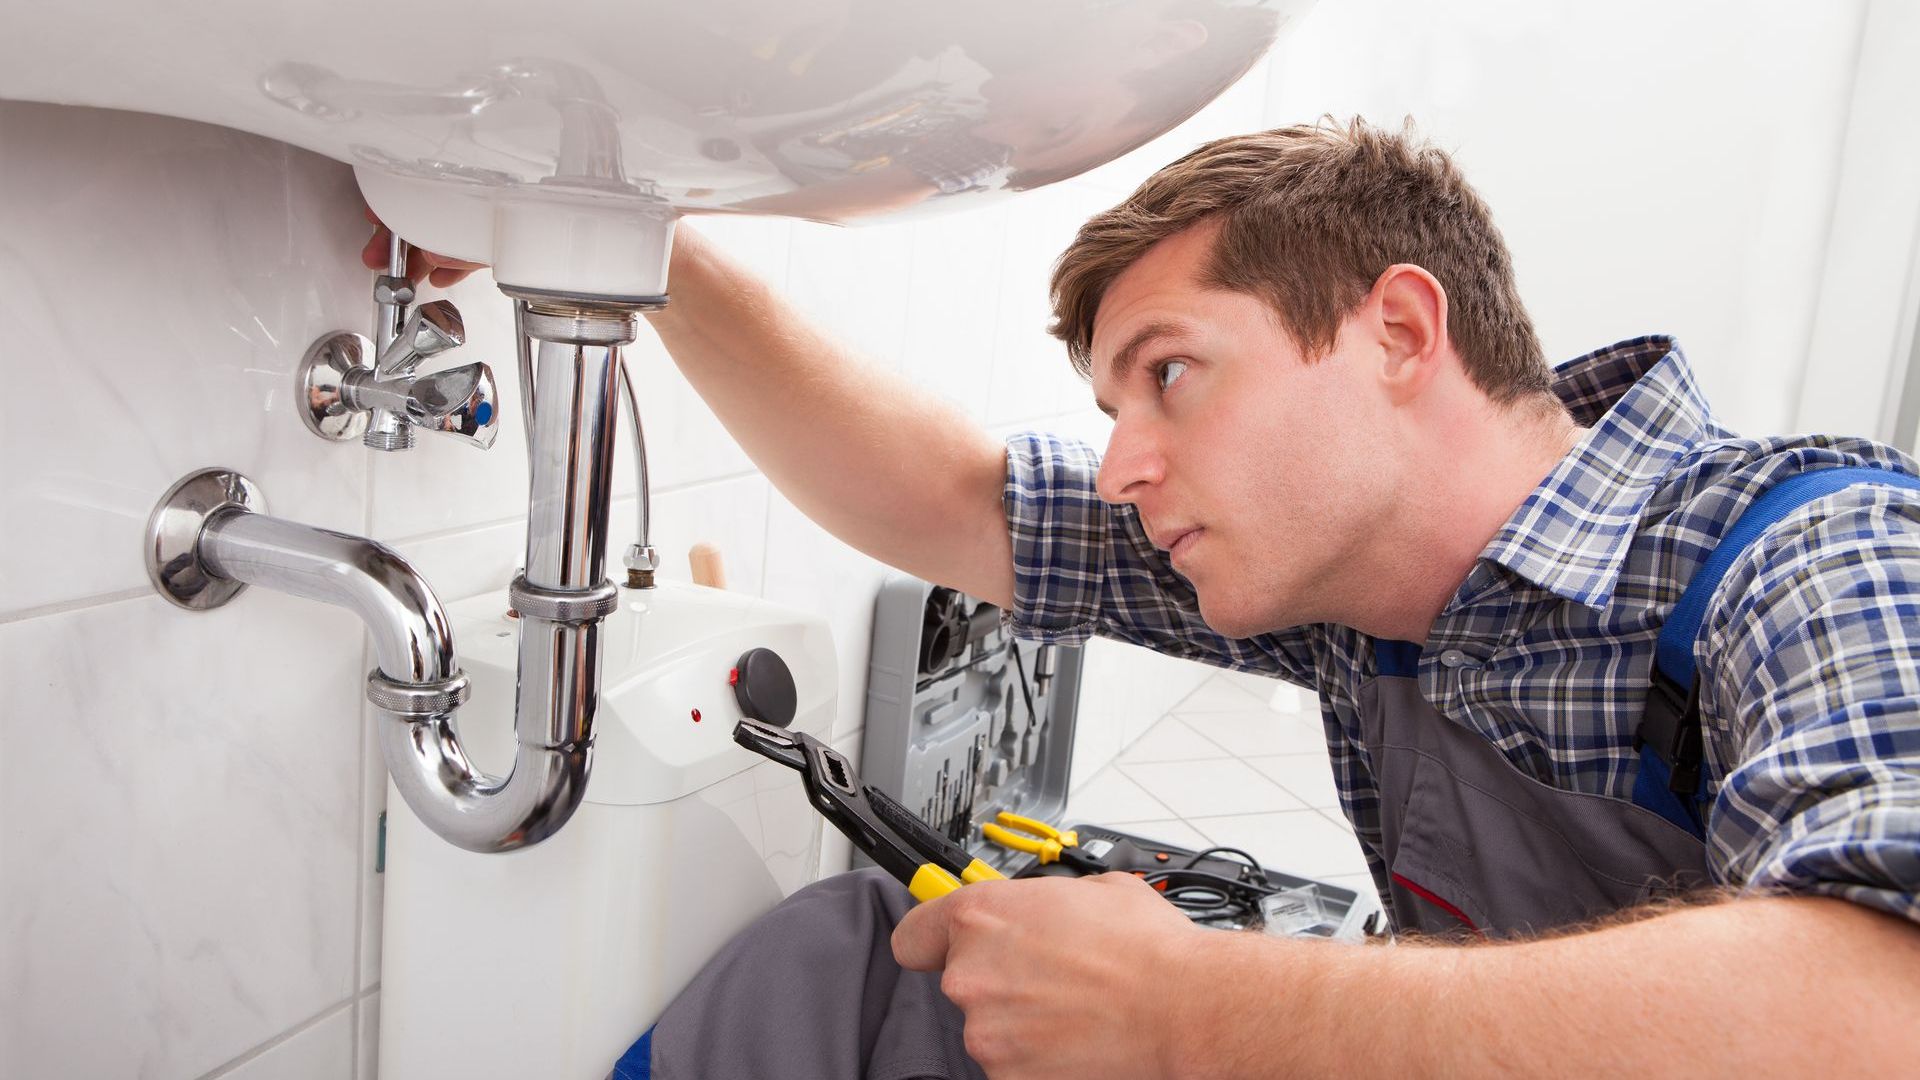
[1,0,1309,294]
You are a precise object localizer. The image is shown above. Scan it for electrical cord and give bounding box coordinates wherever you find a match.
[1180,845,1265,876]
[1142,846,1283,924]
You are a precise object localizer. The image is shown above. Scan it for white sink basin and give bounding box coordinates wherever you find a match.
[1,0,1310,295]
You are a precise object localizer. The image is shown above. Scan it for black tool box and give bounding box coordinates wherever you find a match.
[860,574,1378,939]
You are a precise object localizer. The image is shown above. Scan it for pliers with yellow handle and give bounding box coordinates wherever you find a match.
[980,811,1112,875]
[734,717,1004,902]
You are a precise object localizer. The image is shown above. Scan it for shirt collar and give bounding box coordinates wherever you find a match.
[1446,335,1728,614]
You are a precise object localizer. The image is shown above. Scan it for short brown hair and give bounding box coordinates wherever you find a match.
[1049,118,1552,406]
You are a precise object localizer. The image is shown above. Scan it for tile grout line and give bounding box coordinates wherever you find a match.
[196,997,357,1080]
[1171,708,1326,762]
[0,586,152,625]
[1118,714,1349,833]
[1163,674,1276,719]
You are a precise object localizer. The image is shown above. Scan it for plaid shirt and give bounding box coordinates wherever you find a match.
[1004,335,1920,923]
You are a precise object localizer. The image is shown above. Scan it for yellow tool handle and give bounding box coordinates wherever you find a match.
[981,821,1042,854]
[907,863,964,902]
[993,811,1078,849]
[959,858,1005,884]
[981,822,1062,865]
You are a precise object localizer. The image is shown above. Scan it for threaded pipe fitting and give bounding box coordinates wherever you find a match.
[364,426,415,452]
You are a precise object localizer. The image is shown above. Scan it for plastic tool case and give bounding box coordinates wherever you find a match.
[860,573,1379,939]
[861,574,1081,867]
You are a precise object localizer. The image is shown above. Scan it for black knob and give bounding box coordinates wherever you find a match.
[732,647,797,728]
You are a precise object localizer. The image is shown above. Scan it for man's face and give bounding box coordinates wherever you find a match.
[1089,222,1398,638]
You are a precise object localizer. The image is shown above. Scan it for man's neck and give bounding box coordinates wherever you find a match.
[1346,399,1586,643]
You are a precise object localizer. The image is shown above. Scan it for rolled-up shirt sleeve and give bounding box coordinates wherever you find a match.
[1002,430,1324,686]
[1704,490,1920,922]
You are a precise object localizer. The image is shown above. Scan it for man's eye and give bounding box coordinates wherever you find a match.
[1156,360,1189,392]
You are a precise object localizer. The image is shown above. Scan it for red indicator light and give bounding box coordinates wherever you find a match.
[728,667,739,686]
[691,708,702,723]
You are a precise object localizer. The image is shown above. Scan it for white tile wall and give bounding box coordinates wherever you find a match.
[216,1004,356,1080]
[758,487,944,745]
[0,593,363,1078]
[899,204,1013,422]
[0,103,370,619]
[353,994,379,1080]
[785,220,917,369]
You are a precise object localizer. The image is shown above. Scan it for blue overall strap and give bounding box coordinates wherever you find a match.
[612,1026,653,1080]
[1635,466,1920,838]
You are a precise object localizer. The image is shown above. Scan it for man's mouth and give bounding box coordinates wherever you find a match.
[1164,527,1202,563]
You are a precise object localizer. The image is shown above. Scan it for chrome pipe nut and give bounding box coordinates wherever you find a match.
[367,670,472,716]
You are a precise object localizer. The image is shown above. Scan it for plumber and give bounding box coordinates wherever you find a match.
[369,118,1920,1077]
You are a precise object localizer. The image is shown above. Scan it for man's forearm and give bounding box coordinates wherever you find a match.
[1175,895,1920,1076]
[646,225,1015,606]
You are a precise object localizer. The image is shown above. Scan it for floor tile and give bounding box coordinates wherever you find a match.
[1216,668,1287,702]
[1117,716,1233,765]
[1320,874,1381,898]
[1243,754,1343,809]
[1117,758,1302,818]
[1063,766,1176,825]
[1177,707,1329,758]
[1168,675,1274,713]
[1188,810,1374,881]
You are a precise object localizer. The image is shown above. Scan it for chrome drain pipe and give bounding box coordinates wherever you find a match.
[146,290,656,853]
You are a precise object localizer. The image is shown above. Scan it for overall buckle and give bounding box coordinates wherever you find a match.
[1636,668,1704,797]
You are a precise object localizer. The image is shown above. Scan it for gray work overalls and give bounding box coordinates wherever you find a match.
[1357,653,1708,938]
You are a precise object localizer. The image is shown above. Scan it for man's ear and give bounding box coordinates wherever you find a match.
[1372,264,1448,406]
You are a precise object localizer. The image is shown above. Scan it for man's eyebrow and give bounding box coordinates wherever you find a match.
[1093,320,1194,418]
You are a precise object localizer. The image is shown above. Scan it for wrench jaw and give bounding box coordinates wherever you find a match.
[732,717,949,894]
[733,716,807,770]
[809,742,860,796]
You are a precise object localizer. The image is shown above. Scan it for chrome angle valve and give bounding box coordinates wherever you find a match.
[298,255,500,451]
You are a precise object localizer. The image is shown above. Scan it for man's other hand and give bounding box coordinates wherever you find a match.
[893,872,1205,1080]
[360,207,487,288]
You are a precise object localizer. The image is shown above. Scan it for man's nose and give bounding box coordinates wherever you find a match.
[1096,420,1164,504]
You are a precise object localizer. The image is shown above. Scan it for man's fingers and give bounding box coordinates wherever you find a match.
[362,225,391,271]
[361,206,488,285]
[427,265,477,288]
[405,246,434,284]
[891,892,959,972]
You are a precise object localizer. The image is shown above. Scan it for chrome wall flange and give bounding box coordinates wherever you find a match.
[299,331,375,441]
[145,467,267,610]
